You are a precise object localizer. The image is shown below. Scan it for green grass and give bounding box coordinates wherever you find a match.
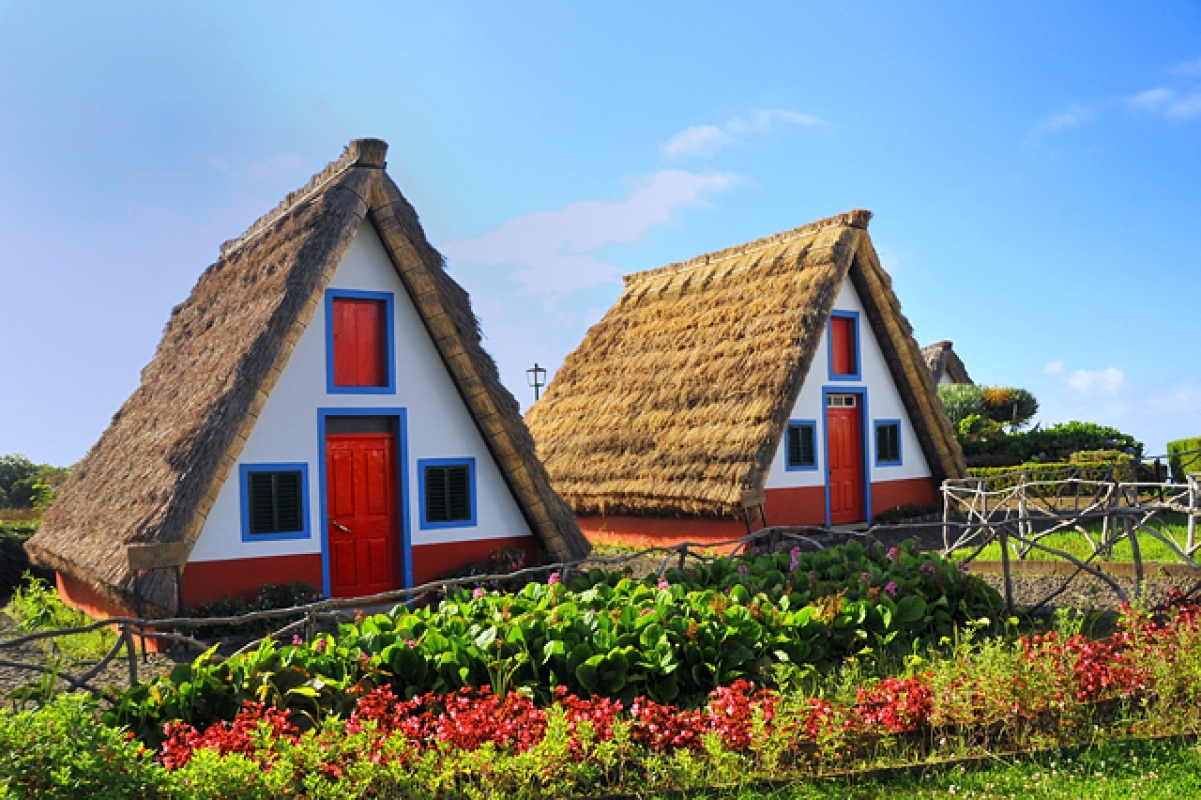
[953,512,1196,564]
[687,738,1201,799]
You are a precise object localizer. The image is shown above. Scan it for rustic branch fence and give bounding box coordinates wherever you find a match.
[0,525,872,695]
[942,467,1201,613]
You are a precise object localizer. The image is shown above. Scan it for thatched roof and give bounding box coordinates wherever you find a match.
[525,210,965,519]
[921,340,974,385]
[27,139,587,615]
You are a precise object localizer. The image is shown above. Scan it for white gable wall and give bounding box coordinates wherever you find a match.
[189,222,533,568]
[764,276,931,490]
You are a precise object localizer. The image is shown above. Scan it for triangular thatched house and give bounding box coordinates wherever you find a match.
[27,139,587,618]
[921,340,974,386]
[525,210,964,546]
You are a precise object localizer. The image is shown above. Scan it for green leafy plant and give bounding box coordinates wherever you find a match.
[3,573,121,663]
[1167,436,1201,482]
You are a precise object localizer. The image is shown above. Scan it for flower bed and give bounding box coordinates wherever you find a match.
[5,593,1201,798]
[105,541,1003,740]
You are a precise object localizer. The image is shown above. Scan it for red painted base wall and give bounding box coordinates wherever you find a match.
[57,572,173,652]
[182,554,324,608]
[581,477,940,549]
[411,537,544,587]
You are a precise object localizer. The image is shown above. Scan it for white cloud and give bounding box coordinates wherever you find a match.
[1170,57,1201,79]
[441,170,738,302]
[1127,86,1201,120]
[662,108,826,159]
[662,125,736,159]
[1043,360,1126,395]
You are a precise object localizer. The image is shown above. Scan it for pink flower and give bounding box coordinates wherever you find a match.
[548,572,561,586]
[658,579,670,590]
[472,587,486,599]
[789,546,801,571]
[886,547,899,563]
[920,562,936,575]
[860,572,872,586]
[314,637,328,653]
[884,581,898,597]
[292,635,304,646]
[737,565,749,576]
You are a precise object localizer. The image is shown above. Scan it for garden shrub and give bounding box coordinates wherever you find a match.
[965,460,1136,492]
[959,421,1142,462]
[186,581,322,638]
[3,573,120,662]
[1167,436,1201,482]
[937,384,987,429]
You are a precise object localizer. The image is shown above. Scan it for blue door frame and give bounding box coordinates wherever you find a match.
[316,407,412,595]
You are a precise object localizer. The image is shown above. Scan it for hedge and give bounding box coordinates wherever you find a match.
[0,520,51,600]
[964,461,1136,493]
[959,421,1142,462]
[1167,437,1201,482]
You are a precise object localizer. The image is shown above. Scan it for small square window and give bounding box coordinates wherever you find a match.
[419,459,477,529]
[785,421,817,470]
[240,464,310,541]
[875,421,902,466]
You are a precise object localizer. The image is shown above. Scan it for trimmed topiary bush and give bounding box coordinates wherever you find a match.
[1167,437,1201,482]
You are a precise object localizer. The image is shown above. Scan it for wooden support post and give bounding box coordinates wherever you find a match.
[305,610,317,644]
[999,525,1015,616]
[1189,475,1197,554]
[677,544,688,573]
[1127,511,1143,599]
[942,483,951,553]
[124,627,138,687]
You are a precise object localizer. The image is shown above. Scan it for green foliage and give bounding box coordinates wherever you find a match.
[3,573,121,663]
[966,460,1136,491]
[0,694,168,798]
[979,386,1038,429]
[1167,436,1201,481]
[937,384,987,429]
[959,420,1142,462]
[0,453,70,510]
[0,521,51,600]
[107,542,1003,741]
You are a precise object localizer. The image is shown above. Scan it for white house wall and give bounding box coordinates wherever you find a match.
[189,222,533,565]
[763,276,931,489]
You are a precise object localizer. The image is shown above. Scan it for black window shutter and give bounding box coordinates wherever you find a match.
[248,471,303,534]
[426,465,471,523]
[787,425,816,468]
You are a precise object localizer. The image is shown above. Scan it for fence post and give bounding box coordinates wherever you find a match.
[999,523,1014,616]
[123,626,138,687]
[1126,509,1143,599]
[941,483,951,552]
[677,544,688,572]
[1189,475,1197,554]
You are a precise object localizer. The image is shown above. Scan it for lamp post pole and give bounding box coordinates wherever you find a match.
[526,362,547,402]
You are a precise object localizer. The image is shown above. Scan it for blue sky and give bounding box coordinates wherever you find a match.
[1,2,1199,465]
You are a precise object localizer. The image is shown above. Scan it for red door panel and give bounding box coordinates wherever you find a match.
[326,432,402,597]
[827,401,865,525]
[830,316,856,376]
[332,299,387,387]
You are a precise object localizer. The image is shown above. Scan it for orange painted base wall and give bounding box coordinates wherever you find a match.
[580,477,940,549]
[57,572,173,652]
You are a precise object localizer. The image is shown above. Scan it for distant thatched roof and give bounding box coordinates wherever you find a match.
[921,340,973,385]
[525,210,965,519]
[27,139,587,615]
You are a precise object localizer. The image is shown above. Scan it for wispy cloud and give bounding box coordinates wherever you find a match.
[1026,105,1094,145]
[207,152,303,182]
[1043,360,1127,395]
[441,170,738,302]
[662,109,825,159]
[1170,56,1201,79]
[1127,85,1201,120]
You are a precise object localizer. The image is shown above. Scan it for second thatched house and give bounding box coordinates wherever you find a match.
[525,210,965,547]
[921,340,974,386]
[26,139,587,620]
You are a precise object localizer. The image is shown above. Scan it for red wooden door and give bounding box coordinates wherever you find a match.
[326,432,401,597]
[826,396,865,525]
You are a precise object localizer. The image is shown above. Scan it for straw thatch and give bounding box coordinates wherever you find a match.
[27,139,586,616]
[921,340,974,385]
[525,210,965,519]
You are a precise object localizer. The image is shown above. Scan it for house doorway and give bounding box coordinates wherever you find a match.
[324,415,403,597]
[826,393,866,525]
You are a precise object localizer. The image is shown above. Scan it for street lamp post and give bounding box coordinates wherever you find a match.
[526,362,547,402]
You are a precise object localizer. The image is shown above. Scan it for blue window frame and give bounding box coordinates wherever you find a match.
[785,420,818,471]
[324,289,397,395]
[826,310,862,382]
[875,420,903,466]
[418,457,477,530]
[239,463,311,542]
